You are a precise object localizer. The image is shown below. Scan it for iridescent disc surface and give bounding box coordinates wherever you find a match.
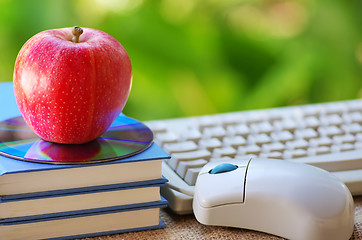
[0,115,153,164]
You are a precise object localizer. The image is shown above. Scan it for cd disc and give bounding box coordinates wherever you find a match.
[0,115,154,164]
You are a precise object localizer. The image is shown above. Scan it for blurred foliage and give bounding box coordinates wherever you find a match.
[0,0,361,120]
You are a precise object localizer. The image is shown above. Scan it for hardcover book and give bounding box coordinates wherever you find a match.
[0,199,167,240]
[0,179,167,222]
[0,142,168,196]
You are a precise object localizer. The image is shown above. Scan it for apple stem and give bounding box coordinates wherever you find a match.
[72,26,83,43]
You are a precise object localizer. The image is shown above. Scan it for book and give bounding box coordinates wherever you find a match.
[0,142,168,196]
[0,178,167,222]
[0,199,167,240]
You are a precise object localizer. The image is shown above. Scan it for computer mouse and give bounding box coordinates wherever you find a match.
[193,158,354,240]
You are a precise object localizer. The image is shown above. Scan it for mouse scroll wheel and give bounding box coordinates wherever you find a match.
[209,163,238,174]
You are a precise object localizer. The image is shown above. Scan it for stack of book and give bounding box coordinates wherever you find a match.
[0,142,169,240]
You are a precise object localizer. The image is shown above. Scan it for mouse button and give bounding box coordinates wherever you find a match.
[195,167,247,208]
[199,159,250,175]
[209,163,238,174]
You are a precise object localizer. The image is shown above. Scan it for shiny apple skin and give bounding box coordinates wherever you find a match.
[13,27,132,144]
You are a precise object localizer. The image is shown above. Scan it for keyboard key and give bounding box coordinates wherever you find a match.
[199,138,223,152]
[294,106,320,118]
[346,101,362,112]
[345,112,362,124]
[333,134,356,145]
[321,103,345,115]
[284,149,308,158]
[163,141,198,154]
[266,110,284,122]
[223,136,247,148]
[295,128,318,140]
[203,126,226,140]
[220,113,243,126]
[308,146,331,155]
[197,116,220,130]
[168,149,211,170]
[155,132,179,146]
[238,145,261,155]
[227,124,250,138]
[331,144,355,152]
[176,159,208,179]
[262,142,285,153]
[320,114,343,126]
[184,167,202,185]
[285,139,309,150]
[270,131,294,143]
[213,147,237,158]
[260,151,283,159]
[342,123,362,135]
[356,133,362,142]
[301,116,320,129]
[274,119,298,132]
[309,137,333,147]
[244,112,265,124]
[247,134,271,146]
[182,128,202,142]
[250,122,273,134]
[318,126,344,137]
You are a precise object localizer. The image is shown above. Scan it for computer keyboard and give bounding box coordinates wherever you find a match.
[145,100,362,214]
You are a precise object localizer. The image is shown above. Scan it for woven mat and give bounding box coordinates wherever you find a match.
[84,196,362,240]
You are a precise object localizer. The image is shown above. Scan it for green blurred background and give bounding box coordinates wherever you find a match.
[0,0,361,121]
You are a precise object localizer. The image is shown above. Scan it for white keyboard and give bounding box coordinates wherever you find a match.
[146,100,362,214]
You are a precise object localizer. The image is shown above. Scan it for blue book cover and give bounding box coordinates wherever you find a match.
[0,196,168,224]
[50,221,166,240]
[0,142,168,175]
[0,198,167,240]
[1,177,168,201]
[0,142,169,196]
[0,178,168,223]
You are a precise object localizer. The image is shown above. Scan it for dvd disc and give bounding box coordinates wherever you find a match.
[0,115,153,164]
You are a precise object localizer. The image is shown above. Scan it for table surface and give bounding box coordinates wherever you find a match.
[82,196,362,240]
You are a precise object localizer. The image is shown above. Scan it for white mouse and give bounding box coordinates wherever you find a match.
[193,158,354,240]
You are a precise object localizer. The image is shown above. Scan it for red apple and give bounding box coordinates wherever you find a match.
[13,26,132,144]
